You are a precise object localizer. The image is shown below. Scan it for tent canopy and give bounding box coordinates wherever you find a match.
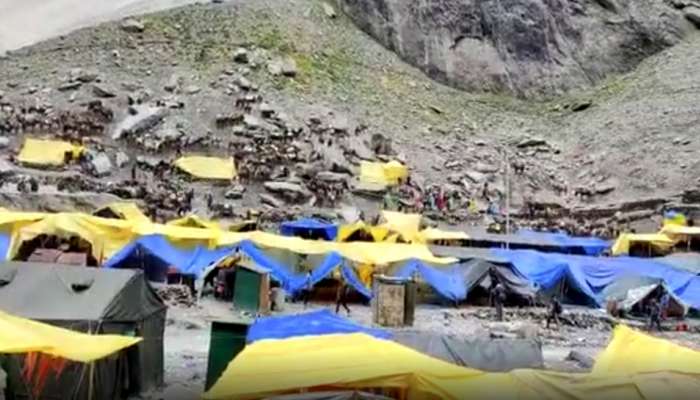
[0,310,141,362]
[246,310,391,344]
[359,161,408,186]
[17,138,84,167]
[167,215,223,230]
[93,202,151,224]
[612,233,675,256]
[380,211,421,242]
[280,219,338,241]
[175,156,236,180]
[0,262,165,322]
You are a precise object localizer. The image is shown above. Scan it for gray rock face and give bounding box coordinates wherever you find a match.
[338,0,685,97]
[686,6,700,27]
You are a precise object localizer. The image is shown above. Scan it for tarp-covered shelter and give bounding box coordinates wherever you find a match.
[93,202,151,224]
[167,215,223,230]
[17,138,84,167]
[392,331,543,371]
[359,161,408,186]
[247,310,391,344]
[0,262,166,399]
[205,327,700,400]
[611,233,675,256]
[175,156,236,180]
[337,222,389,243]
[104,234,233,281]
[599,275,687,317]
[379,211,421,243]
[280,219,338,241]
[658,252,700,274]
[393,259,535,304]
[458,231,610,256]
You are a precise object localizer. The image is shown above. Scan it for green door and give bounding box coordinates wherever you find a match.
[205,321,249,390]
[233,268,261,312]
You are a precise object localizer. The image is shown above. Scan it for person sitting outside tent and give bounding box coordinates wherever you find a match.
[546,296,563,329]
[647,298,662,331]
[335,278,351,316]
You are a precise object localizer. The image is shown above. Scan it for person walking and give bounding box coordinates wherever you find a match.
[491,279,506,322]
[546,296,563,329]
[335,279,351,315]
[648,298,662,331]
[302,271,313,309]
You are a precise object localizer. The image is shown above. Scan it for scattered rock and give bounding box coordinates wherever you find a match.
[263,181,310,202]
[86,152,113,177]
[0,137,9,149]
[215,112,244,128]
[317,171,348,183]
[92,84,116,98]
[76,71,99,83]
[322,2,337,18]
[268,57,298,77]
[58,81,82,92]
[115,151,130,168]
[121,18,145,33]
[259,102,274,118]
[428,104,444,114]
[243,114,262,130]
[464,170,486,183]
[225,185,246,199]
[260,193,284,208]
[233,75,252,90]
[164,75,180,92]
[184,85,201,95]
[233,48,249,63]
[267,61,283,76]
[686,7,700,28]
[112,106,166,140]
[516,137,548,148]
[566,350,595,369]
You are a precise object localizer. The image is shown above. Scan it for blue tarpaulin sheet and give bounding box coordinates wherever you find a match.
[280,218,338,241]
[492,249,700,308]
[104,234,233,280]
[516,229,610,256]
[246,309,391,343]
[396,260,467,301]
[0,232,10,261]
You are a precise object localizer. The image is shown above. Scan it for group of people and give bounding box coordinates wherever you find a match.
[383,178,479,216]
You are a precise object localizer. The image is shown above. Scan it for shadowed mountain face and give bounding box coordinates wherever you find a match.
[339,0,689,98]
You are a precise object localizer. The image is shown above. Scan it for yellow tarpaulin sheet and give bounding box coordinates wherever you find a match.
[337,222,389,243]
[175,156,236,180]
[661,224,700,237]
[134,221,225,249]
[14,213,136,261]
[17,138,84,167]
[380,211,421,242]
[611,233,675,256]
[167,215,223,230]
[205,329,700,400]
[418,227,470,243]
[592,324,700,376]
[95,202,151,224]
[359,161,408,186]
[0,310,141,362]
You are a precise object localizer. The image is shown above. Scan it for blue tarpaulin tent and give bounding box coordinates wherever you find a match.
[0,232,10,261]
[516,229,610,256]
[280,218,338,241]
[246,309,391,343]
[103,235,233,281]
[395,260,468,302]
[491,249,700,309]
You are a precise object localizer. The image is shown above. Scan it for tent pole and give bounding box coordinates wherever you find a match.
[504,148,511,249]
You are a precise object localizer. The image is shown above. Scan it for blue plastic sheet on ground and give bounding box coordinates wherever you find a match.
[516,229,610,256]
[396,260,467,301]
[491,249,700,309]
[280,218,338,241]
[246,309,391,343]
[103,234,233,280]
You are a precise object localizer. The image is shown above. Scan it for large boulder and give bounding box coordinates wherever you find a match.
[338,0,685,97]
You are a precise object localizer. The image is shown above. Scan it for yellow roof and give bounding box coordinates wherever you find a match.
[0,309,140,362]
[592,324,700,376]
[96,202,151,224]
[380,211,421,242]
[167,215,223,230]
[359,161,408,186]
[175,156,236,180]
[661,224,700,236]
[611,233,675,256]
[17,138,84,167]
[205,328,700,400]
[337,221,390,243]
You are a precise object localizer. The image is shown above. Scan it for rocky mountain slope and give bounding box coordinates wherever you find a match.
[0,0,698,232]
[339,0,699,98]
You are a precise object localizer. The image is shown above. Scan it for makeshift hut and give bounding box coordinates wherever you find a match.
[17,138,84,167]
[0,262,166,399]
[93,202,151,224]
[174,156,236,181]
[232,263,271,314]
[280,218,338,241]
[599,275,686,318]
[167,215,223,230]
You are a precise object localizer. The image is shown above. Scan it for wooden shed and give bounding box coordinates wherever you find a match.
[371,275,416,327]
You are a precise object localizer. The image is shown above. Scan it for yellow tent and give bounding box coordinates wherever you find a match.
[17,138,84,167]
[134,221,224,249]
[0,310,140,362]
[592,324,700,376]
[380,211,421,242]
[94,202,151,224]
[175,156,236,180]
[167,215,223,230]
[337,221,390,243]
[359,161,408,186]
[611,233,675,256]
